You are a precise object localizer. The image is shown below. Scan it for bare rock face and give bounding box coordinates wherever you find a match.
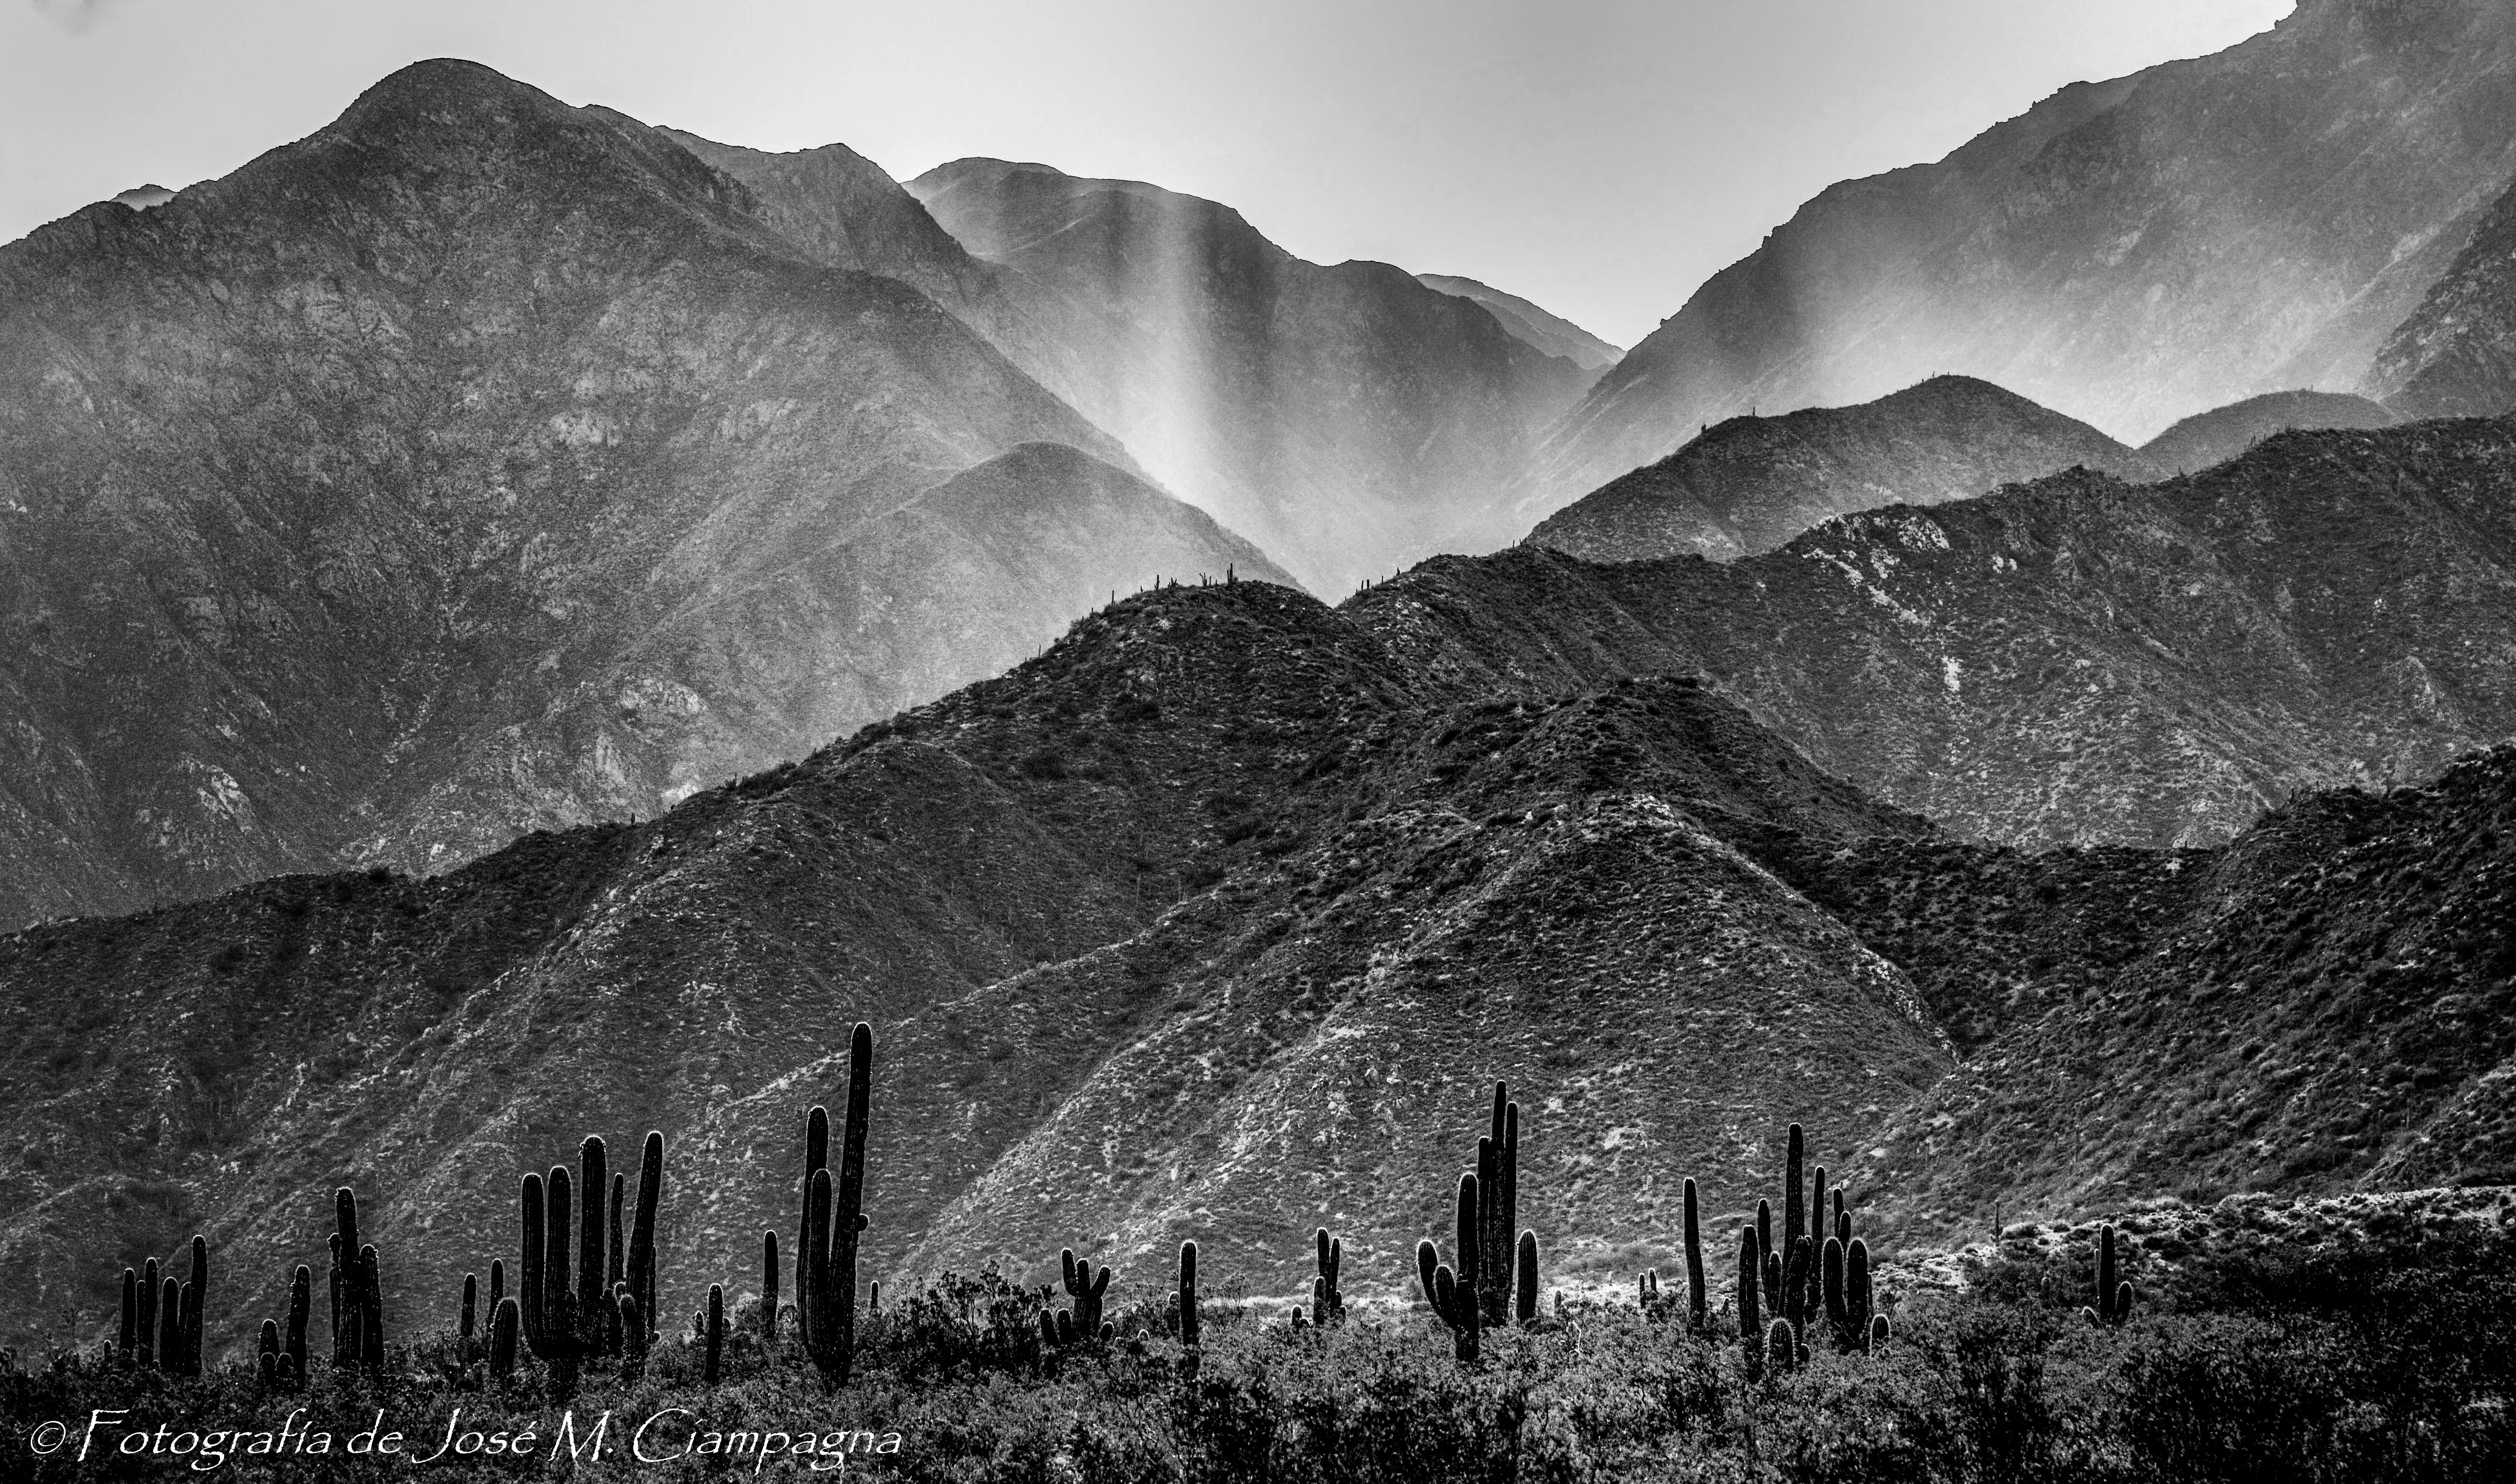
[2366,171,2516,420]
[2138,389,2398,475]
[1525,375,2155,564]
[1530,0,2516,513]
[1363,416,2516,850]
[901,159,1599,594]
[0,60,1290,929]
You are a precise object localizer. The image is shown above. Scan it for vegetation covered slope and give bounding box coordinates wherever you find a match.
[2138,389,2398,475]
[1525,376,2155,564]
[0,59,1289,928]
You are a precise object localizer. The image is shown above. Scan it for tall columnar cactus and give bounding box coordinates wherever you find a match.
[285,1265,311,1387]
[801,1023,876,1384]
[702,1284,724,1387]
[1314,1228,1345,1325]
[1783,1124,1804,1275]
[1735,1225,1762,1343]
[2091,1223,2135,1325]
[184,1234,208,1375]
[1846,1238,1874,1347]
[1867,1314,1891,1353]
[1823,1237,1848,1347]
[490,1258,504,1319]
[1756,1199,1773,1274]
[1784,1235,1813,1336]
[259,1320,280,1385]
[1514,1230,1539,1324]
[324,1238,341,1367]
[356,1244,384,1374]
[1417,1172,1482,1363]
[1767,1318,1798,1376]
[1177,1241,1200,1350]
[626,1132,662,1350]
[576,1136,608,1352]
[522,1162,594,1368]
[1683,1177,1706,1331]
[460,1273,479,1363]
[1811,1165,1828,1251]
[796,1106,828,1348]
[519,1173,547,1355]
[762,1231,781,1341]
[138,1257,160,1368]
[156,1277,181,1373]
[606,1174,626,1299]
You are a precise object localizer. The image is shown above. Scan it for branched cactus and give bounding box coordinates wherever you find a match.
[1314,1227,1345,1325]
[1054,1249,1112,1344]
[801,1022,876,1384]
[1417,1171,1483,1363]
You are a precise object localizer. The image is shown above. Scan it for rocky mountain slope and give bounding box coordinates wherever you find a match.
[1523,375,2155,564]
[1530,0,2516,512]
[2366,169,2516,420]
[904,159,1598,593]
[2138,390,2398,475]
[1416,273,1623,373]
[1365,414,2516,849]
[0,59,1291,929]
[5,571,2508,1356]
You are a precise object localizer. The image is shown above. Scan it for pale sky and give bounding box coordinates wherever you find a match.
[1,0,2294,347]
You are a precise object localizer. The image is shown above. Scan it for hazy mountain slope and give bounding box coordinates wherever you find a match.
[2139,389,2398,475]
[0,59,1288,929]
[1532,0,2516,511]
[1523,375,2156,564]
[9,575,2511,1356]
[2366,171,2516,420]
[1416,273,1623,372]
[1357,416,2516,849]
[906,159,1597,593]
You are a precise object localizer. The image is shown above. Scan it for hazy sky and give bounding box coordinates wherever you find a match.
[2,0,2293,346]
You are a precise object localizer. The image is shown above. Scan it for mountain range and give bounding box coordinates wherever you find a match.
[1528,0,2516,513]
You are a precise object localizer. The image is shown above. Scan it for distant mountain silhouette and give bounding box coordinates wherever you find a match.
[1525,375,2153,564]
[2367,170,2516,420]
[1416,272,1623,372]
[2138,390,2398,475]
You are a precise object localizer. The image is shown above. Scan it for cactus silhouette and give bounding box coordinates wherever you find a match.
[1683,1177,1706,1330]
[801,1022,876,1383]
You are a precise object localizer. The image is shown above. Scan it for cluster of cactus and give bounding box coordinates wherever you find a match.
[329,1192,386,1375]
[1647,1124,1889,1379]
[2083,1223,2136,1327]
[517,1128,664,1394]
[1040,1249,1114,1347]
[1311,1228,1345,1326]
[795,1022,876,1384]
[1417,1081,1542,1362]
[112,1235,211,1374]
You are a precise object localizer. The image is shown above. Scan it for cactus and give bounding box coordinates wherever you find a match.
[519,1172,548,1355]
[490,1297,519,1379]
[575,1136,608,1352]
[795,1106,828,1347]
[1783,1124,1804,1273]
[1767,1317,1797,1376]
[1867,1313,1890,1353]
[177,1278,199,1377]
[606,1173,626,1299]
[1783,1234,1812,1336]
[258,1320,279,1386]
[1683,1177,1706,1330]
[1515,1230,1539,1324]
[1314,1227,1345,1325]
[1764,1248,1783,1316]
[1057,1248,1112,1342]
[702,1284,724,1386]
[184,1234,207,1375]
[356,1244,384,1374]
[1638,1269,1660,1314]
[138,1257,160,1368]
[801,1022,876,1384]
[1177,1241,1200,1350]
[1417,1171,1482,1363]
[625,1132,663,1351]
[762,1231,781,1342]
[2093,1224,2135,1325]
[1735,1225,1762,1342]
[460,1273,478,1363]
[156,1277,180,1373]
[1846,1238,1873,1348]
[489,1258,504,1320]
[617,1288,649,1379]
[1823,1237,1848,1348]
[522,1162,596,1370]
[285,1265,310,1387]
[1810,1165,1828,1251]
[1756,1198,1772,1273]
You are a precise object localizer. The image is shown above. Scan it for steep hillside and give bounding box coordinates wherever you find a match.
[1416,273,1623,372]
[1360,416,2516,849]
[2367,170,2516,420]
[905,159,1597,592]
[0,579,1952,1354]
[1532,0,2516,510]
[2139,390,2398,475]
[8,572,2511,1359]
[1524,375,2154,564]
[0,60,1289,929]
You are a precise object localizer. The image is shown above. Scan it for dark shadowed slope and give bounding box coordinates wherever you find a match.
[1416,273,1623,373]
[2138,390,2398,475]
[0,60,1289,929]
[1362,416,2516,849]
[1531,0,2516,513]
[903,159,1598,593]
[1524,375,2155,564]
